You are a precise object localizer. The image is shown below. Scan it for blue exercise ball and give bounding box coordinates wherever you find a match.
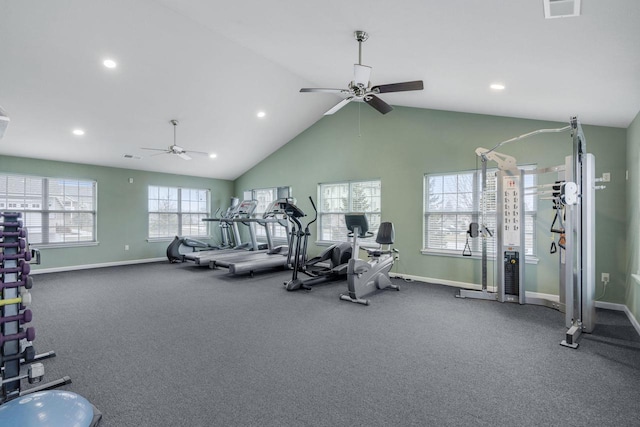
[0,390,96,427]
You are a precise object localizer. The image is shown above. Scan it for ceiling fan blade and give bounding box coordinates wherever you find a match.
[177,152,192,160]
[371,80,424,94]
[300,88,347,94]
[353,64,371,87]
[364,95,393,115]
[324,97,354,115]
[185,150,210,156]
[141,147,169,152]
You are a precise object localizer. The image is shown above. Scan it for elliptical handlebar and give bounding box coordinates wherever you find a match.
[307,196,318,228]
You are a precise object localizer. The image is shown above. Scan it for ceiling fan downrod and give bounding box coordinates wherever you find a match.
[170,119,179,146]
[354,30,368,65]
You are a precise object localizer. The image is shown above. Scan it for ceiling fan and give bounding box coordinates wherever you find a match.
[141,120,209,160]
[300,31,424,116]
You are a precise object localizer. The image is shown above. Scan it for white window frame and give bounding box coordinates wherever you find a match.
[147,186,210,240]
[422,167,537,260]
[249,187,290,242]
[317,179,381,245]
[0,173,97,247]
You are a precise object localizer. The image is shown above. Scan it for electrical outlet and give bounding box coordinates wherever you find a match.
[602,172,610,182]
[601,272,610,283]
[125,245,130,251]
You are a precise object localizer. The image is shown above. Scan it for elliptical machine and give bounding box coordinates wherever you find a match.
[282,197,352,291]
[339,214,399,305]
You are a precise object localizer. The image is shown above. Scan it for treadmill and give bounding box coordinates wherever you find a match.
[205,198,294,273]
[223,200,313,276]
[183,199,259,266]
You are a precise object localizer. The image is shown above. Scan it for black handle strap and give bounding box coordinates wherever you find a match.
[462,236,472,257]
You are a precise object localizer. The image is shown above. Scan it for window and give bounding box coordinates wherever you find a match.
[423,168,536,257]
[148,186,209,239]
[317,180,381,243]
[250,187,289,240]
[0,174,97,246]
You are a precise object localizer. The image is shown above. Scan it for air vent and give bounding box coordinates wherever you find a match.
[123,154,141,160]
[543,0,581,19]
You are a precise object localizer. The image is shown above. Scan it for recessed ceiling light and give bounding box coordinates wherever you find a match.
[490,83,506,91]
[72,129,85,136]
[209,153,217,159]
[103,59,117,69]
[257,111,266,118]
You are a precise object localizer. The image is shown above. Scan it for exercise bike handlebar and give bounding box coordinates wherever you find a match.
[348,231,374,239]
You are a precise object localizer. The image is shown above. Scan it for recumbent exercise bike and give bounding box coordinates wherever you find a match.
[339,213,399,305]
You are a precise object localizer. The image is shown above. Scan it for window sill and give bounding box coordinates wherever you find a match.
[420,249,539,265]
[36,241,100,249]
[147,238,174,243]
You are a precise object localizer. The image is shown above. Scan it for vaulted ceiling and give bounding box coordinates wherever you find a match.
[1,1,638,179]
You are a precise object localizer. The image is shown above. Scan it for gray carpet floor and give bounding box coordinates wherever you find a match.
[23,262,640,426]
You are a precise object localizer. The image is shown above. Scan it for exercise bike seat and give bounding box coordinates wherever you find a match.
[376,222,395,245]
[362,222,395,258]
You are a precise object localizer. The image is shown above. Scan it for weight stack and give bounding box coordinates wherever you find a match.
[504,251,520,296]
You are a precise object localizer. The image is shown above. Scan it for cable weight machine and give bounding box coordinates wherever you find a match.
[456,117,602,348]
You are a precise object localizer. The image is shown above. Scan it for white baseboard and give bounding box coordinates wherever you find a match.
[30,257,166,275]
[391,272,640,337]
[626,307,640,336]
[595,301,640,337]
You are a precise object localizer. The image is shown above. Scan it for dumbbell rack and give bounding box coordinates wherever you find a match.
[1,212,71,404]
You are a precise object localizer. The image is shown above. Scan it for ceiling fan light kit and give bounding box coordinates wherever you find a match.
[300,31,424,116]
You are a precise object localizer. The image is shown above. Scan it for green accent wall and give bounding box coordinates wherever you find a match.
[626,110,640,321]
[235,104,628,303]
[0,155,233,270]
[1,105,633,310]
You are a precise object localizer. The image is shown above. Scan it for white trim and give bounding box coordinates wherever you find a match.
[527,291,560,302]
[37,241,100,249]
[624,306,640,336]
[390,272,640,337]
[594,301,626,311]
[30,257,166,275]
[595,301,640,337]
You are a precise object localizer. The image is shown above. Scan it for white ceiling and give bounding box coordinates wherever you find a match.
[1,0,638,180]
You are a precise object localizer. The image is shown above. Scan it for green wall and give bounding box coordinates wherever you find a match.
[626,111,640,321]
[1,105,632,308]
[0,155,233,270]
[235,104,628,303]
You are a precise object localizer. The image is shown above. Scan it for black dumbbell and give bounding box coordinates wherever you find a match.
[0,345,36,364]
